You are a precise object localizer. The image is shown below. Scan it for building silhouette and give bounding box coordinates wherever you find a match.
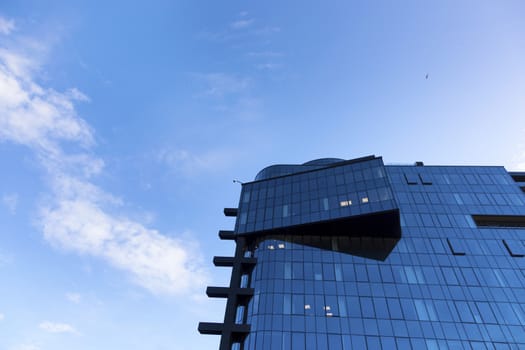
[199,156,525,349]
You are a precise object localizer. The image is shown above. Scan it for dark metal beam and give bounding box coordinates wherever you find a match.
[218,230,235,240]
[198,322,223,335]
[224,208,238,217]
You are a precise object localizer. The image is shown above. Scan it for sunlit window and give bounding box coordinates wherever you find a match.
[361,197,369,203]
[340,200,353,207]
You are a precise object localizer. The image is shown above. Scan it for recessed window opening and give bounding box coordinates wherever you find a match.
[447,238,466,256]
[472,215,525,228]
[419,173,433,185]
[502,239,525,257]
[404,172,419,185]
[510,174,525,182]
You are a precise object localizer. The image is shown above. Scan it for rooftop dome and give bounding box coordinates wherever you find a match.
[302,158,345,166]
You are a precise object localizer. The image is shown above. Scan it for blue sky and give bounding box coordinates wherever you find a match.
[0,1,524,349]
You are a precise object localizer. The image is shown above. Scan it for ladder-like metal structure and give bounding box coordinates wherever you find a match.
[198,208,257,350]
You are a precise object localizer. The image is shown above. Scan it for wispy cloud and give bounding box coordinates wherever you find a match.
[198,11,279,44]
[255,63,283,71]
[193,72,250,98]
[41,193,206,295]
[255,26,281,35]
[0,313,4,321]
[230,11,254,30]
[66,292,81,304]
[156,148,238,177]
[214,96,263,122]
[230,18,254,30]
[2,193,18,214]
[191,71,264,121]
[246,51,285,71]
[0,16,15,35]
[39,321,78,335]
[0,48,94,154]
[0,16,208,296]
[246,51,284,58]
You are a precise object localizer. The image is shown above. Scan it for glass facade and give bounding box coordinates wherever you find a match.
[237,157,396,234]
[200,157,525,350]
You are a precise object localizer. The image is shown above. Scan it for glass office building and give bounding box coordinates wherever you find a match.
[199,156,525,349]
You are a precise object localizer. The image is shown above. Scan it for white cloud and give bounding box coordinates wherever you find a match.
[39,321,78,335]
[230,19,254,29]
[66,87,90,102]
[0,16,15,35]
[0,313,4,321]
[2,193,18,214]
[0,48,94,154]
[41,193,207,295]
[66,292,81,303]
[0,16,208,297]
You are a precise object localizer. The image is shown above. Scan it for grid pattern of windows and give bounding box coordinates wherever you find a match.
[237,158,396,234]
[240,164,525,349]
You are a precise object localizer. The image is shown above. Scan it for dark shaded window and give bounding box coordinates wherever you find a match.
[472,215,525,228]
[404,173,419,185]
[502,239,525,257]
[510,173,525,182]
[446,238,466,256]
[418,173,432,185]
